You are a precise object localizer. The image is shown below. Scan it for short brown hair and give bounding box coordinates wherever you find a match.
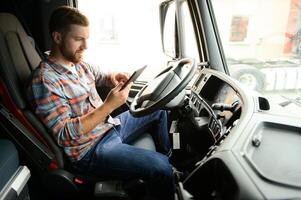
[49,6,89,37]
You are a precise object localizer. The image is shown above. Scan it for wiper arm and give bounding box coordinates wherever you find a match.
[279,96,301,107]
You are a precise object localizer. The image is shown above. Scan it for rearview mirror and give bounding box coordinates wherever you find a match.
[160,0,179,59]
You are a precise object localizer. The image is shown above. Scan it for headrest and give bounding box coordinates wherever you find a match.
[0,13,41,70]
[0,13,41,109]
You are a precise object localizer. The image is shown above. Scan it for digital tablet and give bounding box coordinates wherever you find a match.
[120,65,147,90]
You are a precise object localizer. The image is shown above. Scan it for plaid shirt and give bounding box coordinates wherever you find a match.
[28,59,117,162]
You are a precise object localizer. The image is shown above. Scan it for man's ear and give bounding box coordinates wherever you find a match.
[52,31,62,45]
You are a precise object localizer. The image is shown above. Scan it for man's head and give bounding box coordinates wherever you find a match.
[49,6,89,63]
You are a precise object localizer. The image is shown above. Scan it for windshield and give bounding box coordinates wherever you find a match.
[211,0,301,115]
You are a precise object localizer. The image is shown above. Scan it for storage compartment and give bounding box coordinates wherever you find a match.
[245,122,301,188]
[183,158,239,200]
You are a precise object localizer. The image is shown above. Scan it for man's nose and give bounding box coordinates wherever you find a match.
[82,40,88,50]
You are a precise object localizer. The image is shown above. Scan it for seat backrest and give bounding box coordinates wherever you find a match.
[0,13,64,169]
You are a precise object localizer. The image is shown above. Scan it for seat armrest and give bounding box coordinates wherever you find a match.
[0,166,31,200]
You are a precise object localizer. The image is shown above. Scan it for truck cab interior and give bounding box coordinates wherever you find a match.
[1,0,301,200]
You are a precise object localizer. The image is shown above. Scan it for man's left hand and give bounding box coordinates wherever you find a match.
[108,72,129,86]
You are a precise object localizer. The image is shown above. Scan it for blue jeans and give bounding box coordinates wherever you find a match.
[74,110,174,200]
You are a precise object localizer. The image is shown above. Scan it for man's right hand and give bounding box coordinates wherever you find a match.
[81,82,132,135]
[104,82,132,111]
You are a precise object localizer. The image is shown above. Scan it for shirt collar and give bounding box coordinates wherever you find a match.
[47,57,78,75]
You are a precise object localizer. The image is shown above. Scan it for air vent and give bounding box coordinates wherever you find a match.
[258,97,270,111]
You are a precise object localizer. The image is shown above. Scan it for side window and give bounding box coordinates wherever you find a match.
[179,0,200,63]
[162,1,177,58]
[77,0,167,80]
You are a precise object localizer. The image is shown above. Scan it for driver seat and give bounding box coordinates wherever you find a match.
[0,12,156,199]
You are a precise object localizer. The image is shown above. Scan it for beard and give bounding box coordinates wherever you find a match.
[59,43,83,64]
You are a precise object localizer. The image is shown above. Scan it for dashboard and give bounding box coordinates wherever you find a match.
[177,68,301,200]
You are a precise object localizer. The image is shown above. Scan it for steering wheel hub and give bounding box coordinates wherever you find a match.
[130,58,196,117]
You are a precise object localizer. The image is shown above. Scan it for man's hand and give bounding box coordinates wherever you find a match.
[80,82,131,135]
[103,81,132,111]
[80,74,131,135]
[108,72,129,86]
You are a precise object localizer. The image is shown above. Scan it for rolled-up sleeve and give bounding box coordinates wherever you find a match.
[87,62,112,87]
[30,77,83,147]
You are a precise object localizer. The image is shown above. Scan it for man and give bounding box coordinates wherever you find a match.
[27,6,174,200]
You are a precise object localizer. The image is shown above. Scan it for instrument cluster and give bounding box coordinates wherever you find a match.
[189,73,242,142]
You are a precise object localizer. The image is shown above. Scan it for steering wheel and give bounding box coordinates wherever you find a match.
[130,58,196,117]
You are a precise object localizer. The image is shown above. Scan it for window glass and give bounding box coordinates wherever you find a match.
[211,0,301,115]
[179,1,200,62]
[162,1,177,58]
[78,0,166,80]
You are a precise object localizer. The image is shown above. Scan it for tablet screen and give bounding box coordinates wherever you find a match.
[120,65,147,90]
